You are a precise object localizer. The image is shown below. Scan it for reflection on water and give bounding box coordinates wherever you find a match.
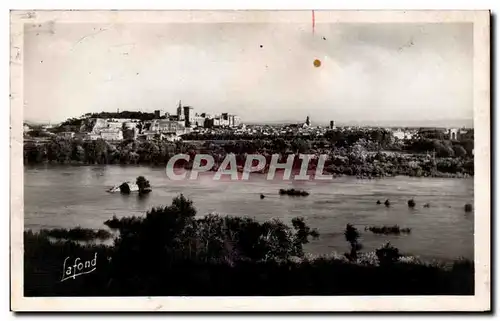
[24,164,474,260]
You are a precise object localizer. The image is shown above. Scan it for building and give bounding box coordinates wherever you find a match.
[40,124,53,131]
[176,101,185,121]
[204,117,215,128]
[163,132,182,142]
[233,115,242,127]
[74,132,90,140]
[167,100,242,129]
[106,121,123,130]
[139,130,160,141]
[392,128,415,140]
[190,114,203,127]
[89,133,101,140]
[58,132,75,139]
[226,114,241,127]
[447,128,470,140]
[305,116,311,127]
[220,113,230,127]
[123,121,138,130]
[329,120,336,129]
[152,119,187,135]
[90,118,108,133]
[99,128,123,141]
[183,106,194,127]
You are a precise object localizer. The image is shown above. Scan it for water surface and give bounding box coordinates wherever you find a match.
[24,164,474,260]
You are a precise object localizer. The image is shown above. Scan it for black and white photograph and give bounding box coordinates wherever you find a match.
[10,10,490,311]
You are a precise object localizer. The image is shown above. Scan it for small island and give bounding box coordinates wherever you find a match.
[108,176,152,195]
[279,188,310,196]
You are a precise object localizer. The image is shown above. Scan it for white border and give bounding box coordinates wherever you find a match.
[10,10,490,312]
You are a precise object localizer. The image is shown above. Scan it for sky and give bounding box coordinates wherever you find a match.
[23,21,473,126]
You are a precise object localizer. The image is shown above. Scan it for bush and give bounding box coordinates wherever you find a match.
[40,227,112,241]
[109,194,321,279]
[278,188,309,196]
[136,176,151,194]
[365,225,411,235]
[453,145,467,158]
[376,242,400,265]
[23,197,475,296]
[119,182,130,194]
[24,229,475,296]
[344,224,362,261]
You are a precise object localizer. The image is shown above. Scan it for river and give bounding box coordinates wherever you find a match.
[24,164,474,260]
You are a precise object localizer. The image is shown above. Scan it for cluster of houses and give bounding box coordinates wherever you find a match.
[155,101,241,129]
[23,104,472,143]
[24,101,244,142]
[390,127,472,141]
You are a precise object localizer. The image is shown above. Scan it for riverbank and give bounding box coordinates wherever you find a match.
[23,138,474,178]
[24,195,474,296]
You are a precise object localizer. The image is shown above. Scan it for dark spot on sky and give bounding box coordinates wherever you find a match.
[36,33,39,36]
[38,24,42,27]
[260,45,263,48]
[136,73,139,75]
[40,60,43,63]
[323,37,326,40]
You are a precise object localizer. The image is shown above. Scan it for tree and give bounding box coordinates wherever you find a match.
[136,176,151,194]
[433,140,455,157]
[71,140,85,162]
[291,139,311,154]
[460,139,474,157]
[24,142,45,163]
[123,129,136,140]
[453,145,467,158]
[376,242,400,265]
[119,182,131,194]
[344,224,362,261]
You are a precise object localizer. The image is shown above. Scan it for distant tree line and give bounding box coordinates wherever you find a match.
[23,135,474,177]
[88,111,157,121]
[23,139,196,165]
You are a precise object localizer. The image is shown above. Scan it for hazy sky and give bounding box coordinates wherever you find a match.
[24,22,473,125]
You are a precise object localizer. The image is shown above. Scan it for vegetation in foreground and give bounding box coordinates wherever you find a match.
[24,195,474,296]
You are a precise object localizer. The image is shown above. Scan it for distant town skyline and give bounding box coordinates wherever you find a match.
[24,20,473,126]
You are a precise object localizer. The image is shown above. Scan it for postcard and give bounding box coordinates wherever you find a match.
[10,10,490,312]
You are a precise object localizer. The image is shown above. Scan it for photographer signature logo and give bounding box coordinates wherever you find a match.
[61,253,97,282]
